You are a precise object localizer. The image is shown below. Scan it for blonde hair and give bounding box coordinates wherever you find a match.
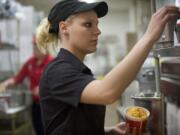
[36,18,59,54]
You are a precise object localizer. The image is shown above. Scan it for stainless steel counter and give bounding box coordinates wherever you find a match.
[153,46,180,57]
[0,106,32,135]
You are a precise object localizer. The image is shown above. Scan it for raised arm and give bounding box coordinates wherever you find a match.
[80,6,180,105]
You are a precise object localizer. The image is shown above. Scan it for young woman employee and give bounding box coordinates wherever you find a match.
[36,0,180,134]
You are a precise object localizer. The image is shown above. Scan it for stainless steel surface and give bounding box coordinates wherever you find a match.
[154,57,161,95]
[153,0,180,50]
[160,77,180,100]
[132,92,162,135]
[0,105,32,135]
[8,89,32,107]
[0,93,11,102]
[155,0,177,46]
[162,73,180,80]
[0,93,11,112]
[161,93,165,135]
[150,0,156,14]
[136,57,156,93]
[155,0,176,9]
[160,58,180,100]
[161,77,180,85]
[0,0,16,18]
[153,46,180,57]
[2,89,32,106]
[175,24,180,43]
[0,93,11,98]
[131,94,161,101]
[160,59,180,135]
[161,57,180,75]
[5,106,25,114]
[157,22,176,45]
[154,56,164,135]
[151,1,180,134]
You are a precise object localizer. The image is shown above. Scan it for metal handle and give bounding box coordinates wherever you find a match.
[131,96,161,101]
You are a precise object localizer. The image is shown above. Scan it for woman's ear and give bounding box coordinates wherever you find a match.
[59,21,68,34]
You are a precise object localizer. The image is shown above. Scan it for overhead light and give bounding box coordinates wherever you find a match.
[81,0,96,3]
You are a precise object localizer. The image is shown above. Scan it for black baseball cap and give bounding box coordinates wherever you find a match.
[48,0,108,34]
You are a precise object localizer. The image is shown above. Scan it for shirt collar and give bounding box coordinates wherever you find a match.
[57,48,92,74]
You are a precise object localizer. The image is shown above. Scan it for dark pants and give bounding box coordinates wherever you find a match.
[32,102,44,135]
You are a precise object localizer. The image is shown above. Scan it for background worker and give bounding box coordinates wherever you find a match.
[0,36,53,135]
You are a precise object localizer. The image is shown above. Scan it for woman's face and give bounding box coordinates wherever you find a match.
[64,10,101,55]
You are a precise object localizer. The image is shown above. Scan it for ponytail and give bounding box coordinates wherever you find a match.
[36,18,59,54]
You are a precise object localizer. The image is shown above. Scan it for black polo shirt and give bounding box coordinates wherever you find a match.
[39,48,106,135]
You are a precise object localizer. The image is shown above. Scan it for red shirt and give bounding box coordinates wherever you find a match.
[13,55,53,102]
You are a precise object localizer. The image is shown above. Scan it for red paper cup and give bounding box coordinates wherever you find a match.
[125,106,150,134]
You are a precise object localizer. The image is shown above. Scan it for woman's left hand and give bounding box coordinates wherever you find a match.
[112,122,129,135]
[108,122,129,135]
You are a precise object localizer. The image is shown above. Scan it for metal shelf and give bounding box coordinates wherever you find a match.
[0,47,19,51]
[0,43,19,51]
[153,46,180,57]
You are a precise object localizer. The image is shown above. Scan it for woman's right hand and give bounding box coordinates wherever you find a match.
[144,6,180,44]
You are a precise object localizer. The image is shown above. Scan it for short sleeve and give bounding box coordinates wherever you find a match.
[47,62,94,107]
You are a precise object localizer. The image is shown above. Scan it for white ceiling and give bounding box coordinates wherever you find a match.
[16,0,133,15]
